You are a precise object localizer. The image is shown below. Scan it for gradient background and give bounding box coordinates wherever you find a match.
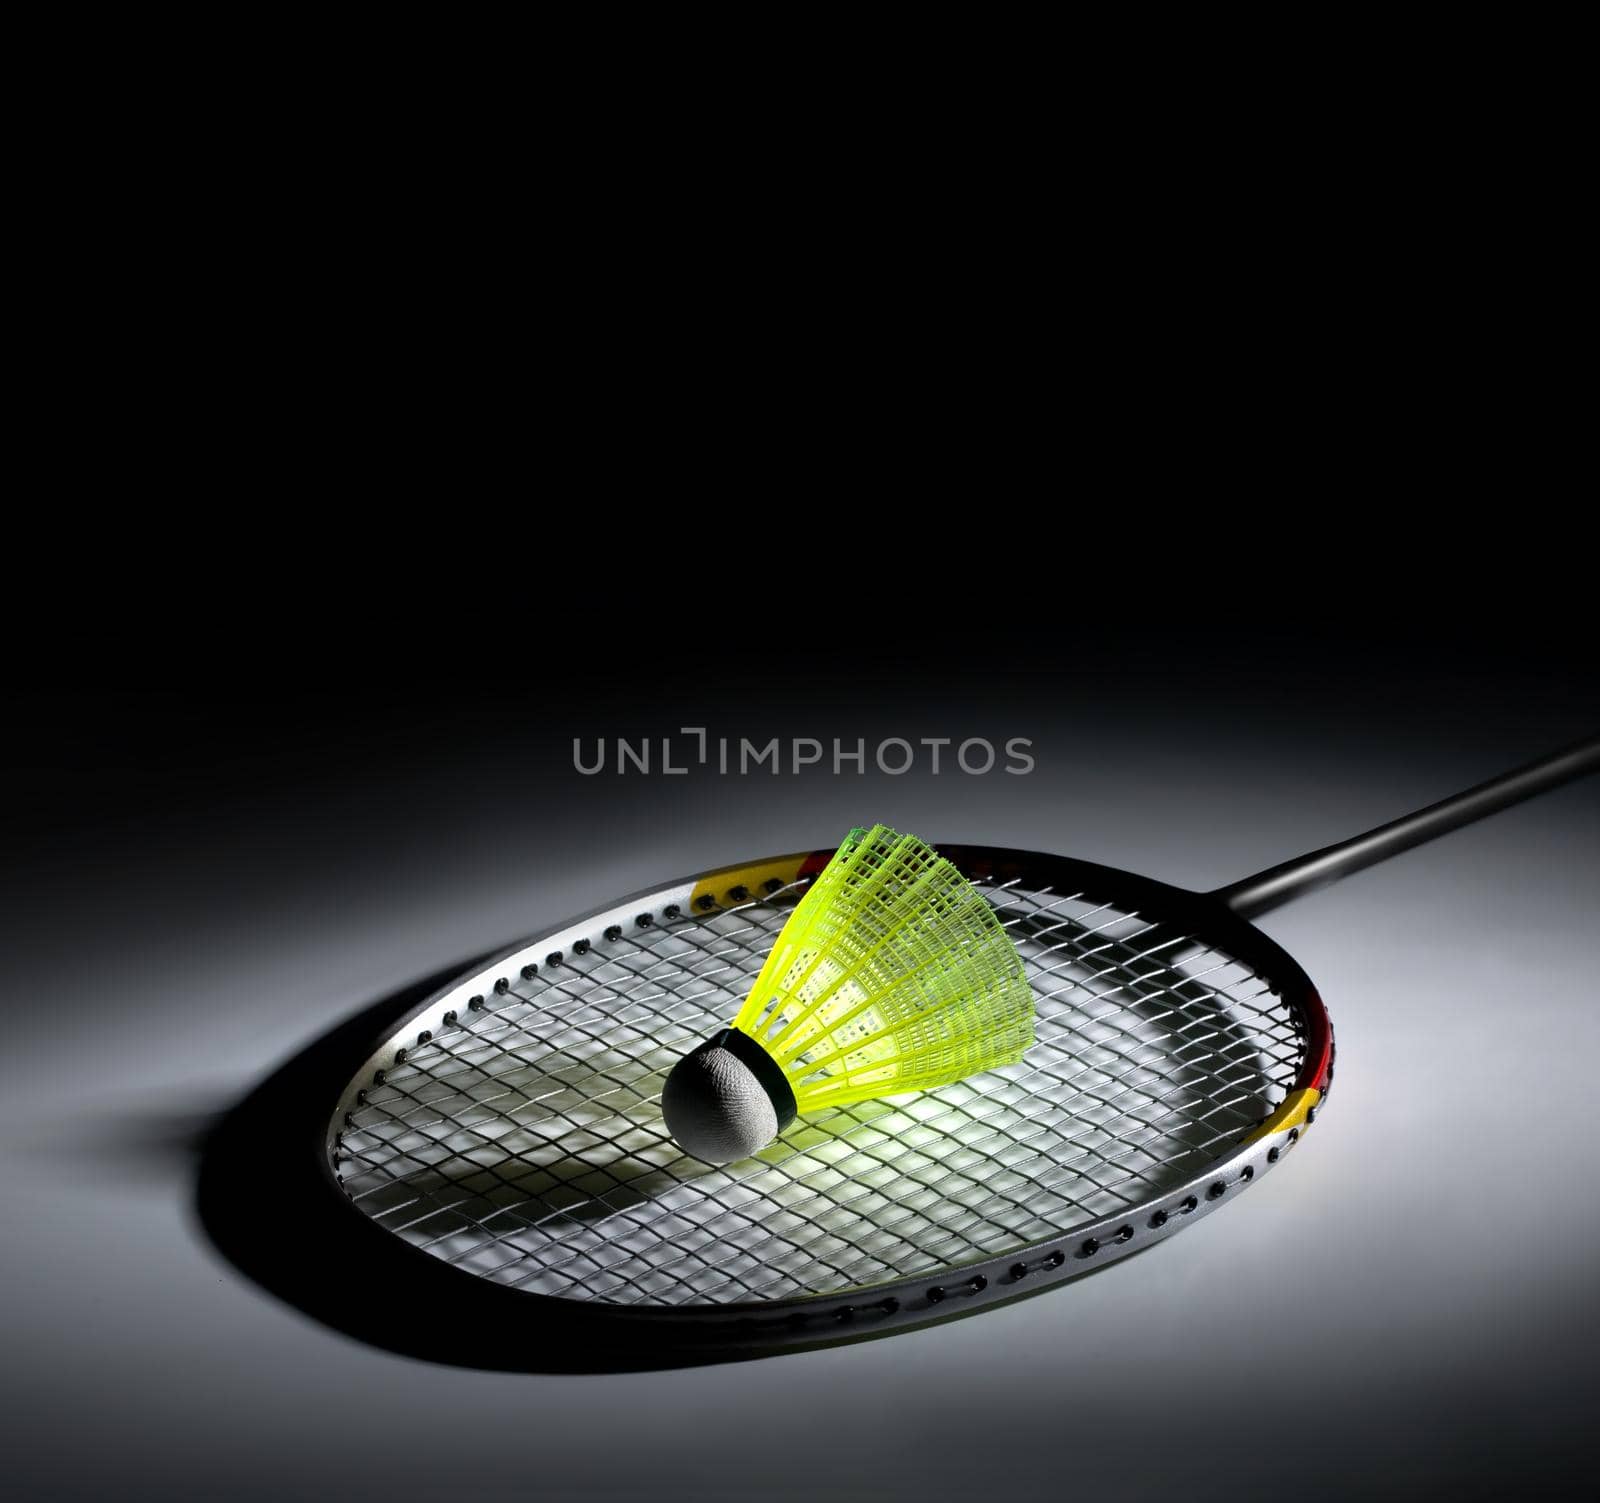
[4,625,1596,1502]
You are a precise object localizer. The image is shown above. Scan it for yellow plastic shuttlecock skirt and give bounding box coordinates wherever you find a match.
[661,825,1036,1164]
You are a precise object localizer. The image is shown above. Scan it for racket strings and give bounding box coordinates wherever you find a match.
[347,915,1273,1306]
[336,878,1305,1305]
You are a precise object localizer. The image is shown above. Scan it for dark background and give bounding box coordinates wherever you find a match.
[3,621,1596,1501]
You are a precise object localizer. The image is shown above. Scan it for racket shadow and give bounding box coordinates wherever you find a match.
[193,923,1281,1372]
[189,959,785,1372]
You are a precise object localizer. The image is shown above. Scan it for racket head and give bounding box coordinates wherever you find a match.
[301,843,1333,1362]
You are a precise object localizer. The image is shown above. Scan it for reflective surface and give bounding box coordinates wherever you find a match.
[4,657,1595,1501]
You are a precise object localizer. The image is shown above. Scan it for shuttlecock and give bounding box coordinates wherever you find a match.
[662,825,1035,1164]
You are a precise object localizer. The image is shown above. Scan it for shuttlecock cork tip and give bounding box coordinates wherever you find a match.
[662,1028,798,1165]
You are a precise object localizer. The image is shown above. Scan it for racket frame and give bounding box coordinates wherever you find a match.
[322,844,1333,1357]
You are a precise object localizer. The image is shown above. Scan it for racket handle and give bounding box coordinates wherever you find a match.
[1215,733,1600,918]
